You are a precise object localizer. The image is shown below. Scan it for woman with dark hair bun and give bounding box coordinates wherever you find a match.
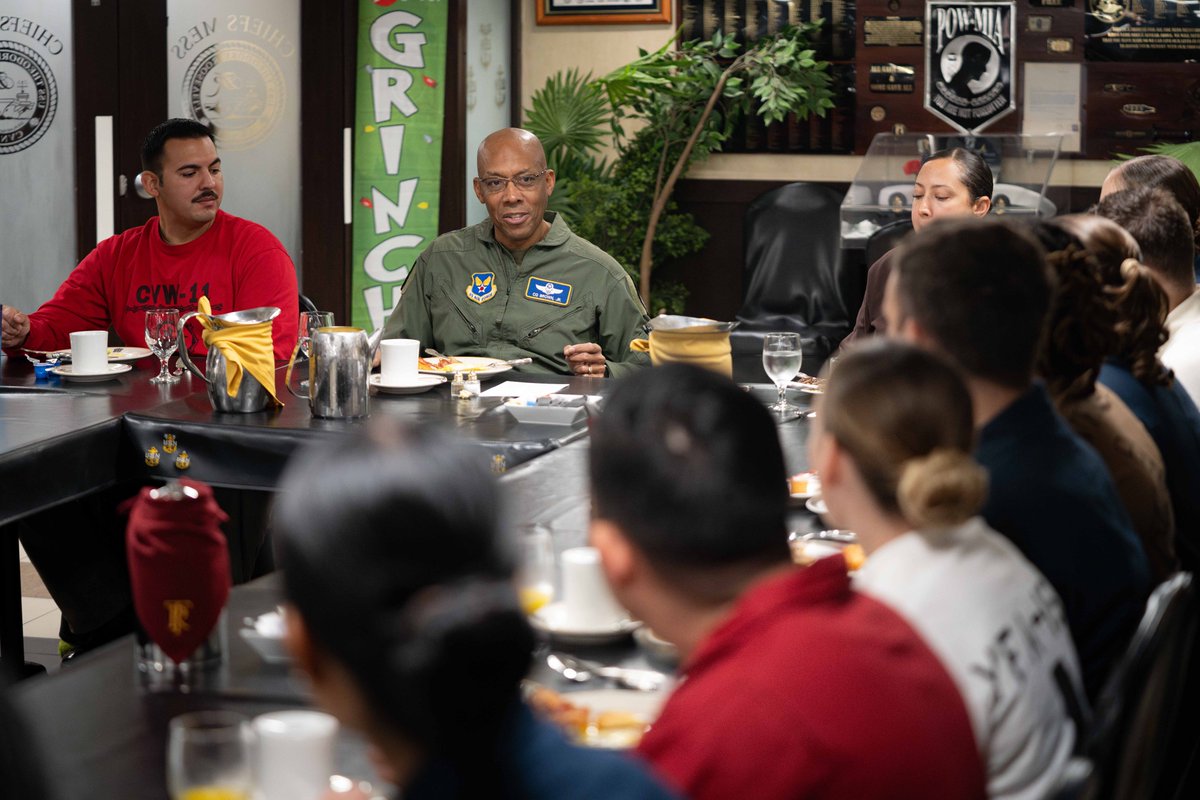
[809,339,1084,800]
[1057,214,1200,573]
[273,422,676,800]
[843,147,993,345]
[1032,220,1177,580]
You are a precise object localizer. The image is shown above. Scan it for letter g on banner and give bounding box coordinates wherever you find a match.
[370,11,427,68]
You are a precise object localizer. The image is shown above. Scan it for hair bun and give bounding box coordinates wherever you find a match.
[896,449,988,529]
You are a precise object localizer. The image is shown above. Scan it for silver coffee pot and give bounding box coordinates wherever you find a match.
[177,306,282,413]
[287,326,372,419]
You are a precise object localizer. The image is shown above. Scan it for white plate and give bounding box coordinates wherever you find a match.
[789,471,822,500]
[566,689,669,749]
[418,355,514,380]
[805,496,829,516]
[106,346,153,362]
[504,397,587,426]
[31,346,153,363]
[790,374,825,395]
[530,602,641,645]
[370,373,447,395]
[238,628,290,665]
[49,363,132,382]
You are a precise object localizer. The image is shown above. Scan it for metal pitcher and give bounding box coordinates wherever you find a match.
[287,326,371,419]
[177,306,281,413]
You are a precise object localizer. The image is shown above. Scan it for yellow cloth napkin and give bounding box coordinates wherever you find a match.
[646,329,732,377]
[196,297,282,405]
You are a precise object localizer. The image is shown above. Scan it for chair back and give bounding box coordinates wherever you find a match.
[1080,572,1198,800]
[864,218,914,268]
[731,183,856,372]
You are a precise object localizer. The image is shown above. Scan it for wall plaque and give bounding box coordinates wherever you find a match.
[864,16,923,46]
[925,1,1017,134]
[1085,0,1200,62]
[869,63,915,92]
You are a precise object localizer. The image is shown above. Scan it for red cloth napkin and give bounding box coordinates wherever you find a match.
[125,479,231,664]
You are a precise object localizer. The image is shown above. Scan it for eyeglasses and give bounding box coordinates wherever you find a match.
[476,170,548,195]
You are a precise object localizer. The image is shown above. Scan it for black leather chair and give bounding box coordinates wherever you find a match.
[730,183,859,381]
[299,293,319,316]
[1058,572,1199,800]
[864,218,914,268]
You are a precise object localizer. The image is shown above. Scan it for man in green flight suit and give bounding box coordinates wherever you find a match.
[381,128,651,377]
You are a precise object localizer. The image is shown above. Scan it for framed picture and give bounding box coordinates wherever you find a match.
[536,1,672,26]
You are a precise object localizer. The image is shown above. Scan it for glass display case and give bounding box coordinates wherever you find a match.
[840,133,1063,249]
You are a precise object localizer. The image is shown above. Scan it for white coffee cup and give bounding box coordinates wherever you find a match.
[380,338,420,385]
[69,330,108,374]
[561,546,627,629]
[252,709,339,800]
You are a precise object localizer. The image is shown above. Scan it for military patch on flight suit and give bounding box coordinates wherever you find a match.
[466,272,497,304]
[525,277,572,307]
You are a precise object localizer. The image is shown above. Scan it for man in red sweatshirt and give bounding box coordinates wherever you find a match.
[3,119,297,661]
[587,364,987,800]
[1,118,298,360]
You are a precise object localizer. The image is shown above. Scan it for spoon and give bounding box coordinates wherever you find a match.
[546,652,668,692]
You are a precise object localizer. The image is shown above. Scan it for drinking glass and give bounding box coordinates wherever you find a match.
[166,710,254,800]
[145,308,181,384]
[762,332,803,416]
[297,312,334,358]
[517,524,555,615]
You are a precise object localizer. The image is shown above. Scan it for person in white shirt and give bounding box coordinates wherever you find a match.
[1096,185,1200,403]
[807,339,1088,800]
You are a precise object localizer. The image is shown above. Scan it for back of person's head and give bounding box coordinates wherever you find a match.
[822,340,987,529]
[923,147,994,201]
[1109,155,1200,251]
[892,216,1052,389]
[141,118,215,175]
[1054,214,1170,387]
[589,364,790,602]
[274,421,533,779]
[1096,186,1196,292]
[1031,221,1120,403]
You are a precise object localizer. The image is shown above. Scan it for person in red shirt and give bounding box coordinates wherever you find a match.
[5,120,298,661]
[587,364,987,800]
[2,118,298,361]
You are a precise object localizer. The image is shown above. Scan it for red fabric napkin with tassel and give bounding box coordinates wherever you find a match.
[126,479,231,664]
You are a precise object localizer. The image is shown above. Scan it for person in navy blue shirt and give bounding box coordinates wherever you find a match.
[272,422,677,800]
[882,216,1151,701]
[1055,213,1200,574]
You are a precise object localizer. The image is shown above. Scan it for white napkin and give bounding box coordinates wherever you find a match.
[480,381,568,398]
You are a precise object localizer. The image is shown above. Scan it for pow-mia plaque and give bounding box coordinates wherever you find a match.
[0,40,58,155]
[925,1,1016,134]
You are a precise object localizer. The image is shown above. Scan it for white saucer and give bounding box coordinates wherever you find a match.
[806,496,829,516]
[370,374,447,394]
[49,363,132,382]
[530,602,642,645]
[105,346,153,363]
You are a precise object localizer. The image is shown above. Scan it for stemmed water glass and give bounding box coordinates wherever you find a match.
[166,710,254,800]
[297,311,334,358]
[762,332,803,417]
[145,308,181,384]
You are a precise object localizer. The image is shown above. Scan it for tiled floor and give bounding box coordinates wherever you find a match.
[19,542,61,674]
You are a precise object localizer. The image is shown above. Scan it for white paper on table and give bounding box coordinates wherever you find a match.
[1022,63,1082,153]
[480,381,569,397]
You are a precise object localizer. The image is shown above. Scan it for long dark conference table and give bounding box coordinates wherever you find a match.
[1,351,816,798]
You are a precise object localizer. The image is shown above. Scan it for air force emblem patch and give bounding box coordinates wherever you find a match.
[525,277,572,307]
[467,272,497,304]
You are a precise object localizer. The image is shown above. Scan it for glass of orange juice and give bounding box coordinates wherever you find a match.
[517,523,556,614]
[167,711,254,800]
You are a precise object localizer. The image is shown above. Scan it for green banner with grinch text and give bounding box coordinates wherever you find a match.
[351,0,447,331]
